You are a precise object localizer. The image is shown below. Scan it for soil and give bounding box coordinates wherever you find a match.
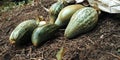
[0,0,120,60]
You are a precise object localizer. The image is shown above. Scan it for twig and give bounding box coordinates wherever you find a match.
[87,36,95,45]
[39,0,49,12]
[106,52,120,60]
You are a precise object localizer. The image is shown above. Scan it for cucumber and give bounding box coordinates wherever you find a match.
[49,0,67,24]
[64,7,98,38]
[9,20,38,45]
[32,24,59,46]
[55,4,84,27]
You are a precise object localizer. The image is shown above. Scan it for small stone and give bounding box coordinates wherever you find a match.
[65,0,75,4]
[100,35,104,39]
[75,0,84,3]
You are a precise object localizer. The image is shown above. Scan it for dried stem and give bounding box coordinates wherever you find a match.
[39,0,49,12]
[107,52,120,60]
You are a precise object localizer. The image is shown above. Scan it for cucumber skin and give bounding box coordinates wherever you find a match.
[32,24,59,46]
[9,20,38,45]
[64,7,98,39]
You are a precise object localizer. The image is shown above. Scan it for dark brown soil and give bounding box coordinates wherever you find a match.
[0,0,120,60]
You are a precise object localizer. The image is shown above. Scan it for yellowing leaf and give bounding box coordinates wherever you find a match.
[56,47,66,60]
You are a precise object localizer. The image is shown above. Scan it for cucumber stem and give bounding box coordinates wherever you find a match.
[10,40,15,44]
[33,43,37,46]
[92,3,101,15]
[36,16,44,25]
[49,15,56,24]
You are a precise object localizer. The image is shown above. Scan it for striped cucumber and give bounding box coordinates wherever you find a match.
[64,7,98,38]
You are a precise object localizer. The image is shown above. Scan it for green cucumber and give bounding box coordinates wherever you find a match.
[9,20,38,45]
[55,4,84,27]
[49,0,67,24]
[64,7,98,38]
[32,24,59,46]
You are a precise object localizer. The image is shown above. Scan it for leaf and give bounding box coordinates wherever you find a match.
[56,47,66,60]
